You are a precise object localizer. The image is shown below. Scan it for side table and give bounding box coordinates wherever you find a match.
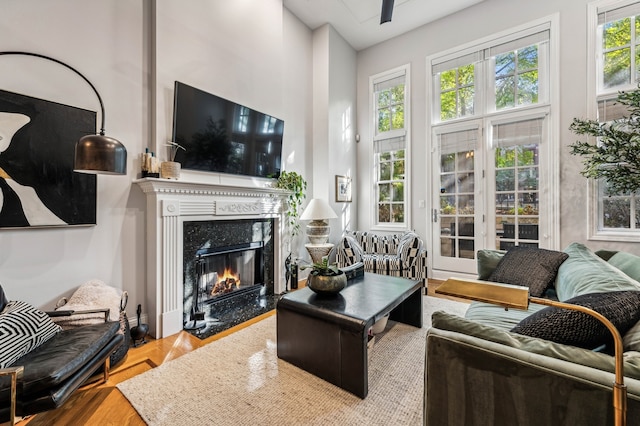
[305,243,334,264]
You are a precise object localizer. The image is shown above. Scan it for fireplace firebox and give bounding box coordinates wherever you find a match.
[197,242,264,303]
[182,219,275,337]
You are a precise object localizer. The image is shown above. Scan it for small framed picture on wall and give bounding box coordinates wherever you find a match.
[335,175,352,203]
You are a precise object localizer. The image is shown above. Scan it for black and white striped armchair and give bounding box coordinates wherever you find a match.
[335,230,428,286]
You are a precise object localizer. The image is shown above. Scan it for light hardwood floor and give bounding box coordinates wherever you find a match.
[19,280,460,425]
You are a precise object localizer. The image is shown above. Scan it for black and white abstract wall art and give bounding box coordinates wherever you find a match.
[0,89,97,228]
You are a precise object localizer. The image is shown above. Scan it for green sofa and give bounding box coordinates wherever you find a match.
[425,242,640,425]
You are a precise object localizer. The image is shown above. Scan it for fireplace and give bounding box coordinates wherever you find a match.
[183,219,274,332]
[135,178,289,338]
[199,242,264,302]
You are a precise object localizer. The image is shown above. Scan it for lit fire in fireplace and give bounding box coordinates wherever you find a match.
[210,267,241,296]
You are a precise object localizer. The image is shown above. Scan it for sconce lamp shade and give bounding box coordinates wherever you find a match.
[300,199,337,245]
[74,133,127,175]
[0,51,127,175]
[300,199,338,221]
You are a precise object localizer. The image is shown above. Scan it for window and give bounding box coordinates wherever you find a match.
[432,27,549,125]
[493,118,542,249]
[428,19,557,275]
[371,65,410,229]
[494,45,539,110]
[439,63,475,120]
[589,0,640,239]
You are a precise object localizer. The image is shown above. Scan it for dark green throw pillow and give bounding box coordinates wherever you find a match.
[488,246,569,297]
[511,291,640,349]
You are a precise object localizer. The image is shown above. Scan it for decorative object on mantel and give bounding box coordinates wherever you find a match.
[569,86,640,194]
[160,141,185,180]
[301,256,347,295]
[0,51,127,175]
[140,148,159,178]
[130,304,149,347]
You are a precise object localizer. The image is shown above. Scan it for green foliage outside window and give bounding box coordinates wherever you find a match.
[377,149,405,224]
[440,64,475,120]
[495,45,539,110]
[602,17,635,88]
[377,84,405,133]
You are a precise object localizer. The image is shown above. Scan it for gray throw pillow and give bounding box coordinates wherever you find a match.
[476,249,506,280]
[511,291,640,350]
[488,246,569,297]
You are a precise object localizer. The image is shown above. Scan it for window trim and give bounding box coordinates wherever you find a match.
[369,64,411,232]
[587,0,640,240]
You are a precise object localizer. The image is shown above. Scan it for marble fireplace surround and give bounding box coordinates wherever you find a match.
[135,178,289,338]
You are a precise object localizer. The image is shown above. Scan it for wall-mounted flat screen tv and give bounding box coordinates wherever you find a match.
[172,81,283,178]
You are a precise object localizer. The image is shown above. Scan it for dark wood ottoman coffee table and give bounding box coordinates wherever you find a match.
[276,273,422,398]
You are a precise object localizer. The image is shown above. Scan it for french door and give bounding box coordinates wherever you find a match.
[431,124,483,274]
[431,115,548,275]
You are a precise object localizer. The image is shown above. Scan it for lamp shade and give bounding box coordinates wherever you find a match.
[300,199,338,221]
[74,133,127,175]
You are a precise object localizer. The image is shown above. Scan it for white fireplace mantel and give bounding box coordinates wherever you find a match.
[135,177,290,338]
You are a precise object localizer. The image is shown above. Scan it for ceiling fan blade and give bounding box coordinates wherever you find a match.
[380,0,395,24]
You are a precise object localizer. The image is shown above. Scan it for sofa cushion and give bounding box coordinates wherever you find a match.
[487,246,569,297]
[465,301,547,331]
[362,253,403,272]
[511,291,640,350]
[431,311,640,380]
[625,320,640,352]
[0,321,121,398]
[476,249,506,280]
[337,235,364,265]
[397,232,422,267]
[607,251,640,283]
[0,300,61,369]
[556,243,640,301]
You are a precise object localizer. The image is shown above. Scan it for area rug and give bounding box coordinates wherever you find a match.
[117,296,468,425]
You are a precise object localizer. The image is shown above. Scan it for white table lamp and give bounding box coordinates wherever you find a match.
[299,198,337,244]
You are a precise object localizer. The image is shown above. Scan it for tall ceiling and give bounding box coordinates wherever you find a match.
[283,0,485,51]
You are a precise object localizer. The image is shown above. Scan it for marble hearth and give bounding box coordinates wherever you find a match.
[136,177,289,338]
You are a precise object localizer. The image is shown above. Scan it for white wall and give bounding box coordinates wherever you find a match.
[0,0,147,309]
[308,24,357,254]
[355,0,640,255]
[0,0,314,325]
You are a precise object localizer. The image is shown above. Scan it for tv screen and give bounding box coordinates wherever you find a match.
[172,81,283,178]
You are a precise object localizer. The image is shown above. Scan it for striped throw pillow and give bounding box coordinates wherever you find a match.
[0,300,62,368]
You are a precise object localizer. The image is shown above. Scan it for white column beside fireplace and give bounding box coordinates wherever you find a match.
[135,178,289,338]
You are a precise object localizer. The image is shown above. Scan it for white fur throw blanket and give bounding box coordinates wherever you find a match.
[52,279,122,327]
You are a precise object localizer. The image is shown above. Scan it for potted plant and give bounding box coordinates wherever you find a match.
[274,170,307,237]
[274,171,307,290]
[300,256,347,295]
[569,87,640,194]
[161,141,186,180]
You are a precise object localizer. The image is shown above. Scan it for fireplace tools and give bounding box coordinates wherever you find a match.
[184,257,207,330]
